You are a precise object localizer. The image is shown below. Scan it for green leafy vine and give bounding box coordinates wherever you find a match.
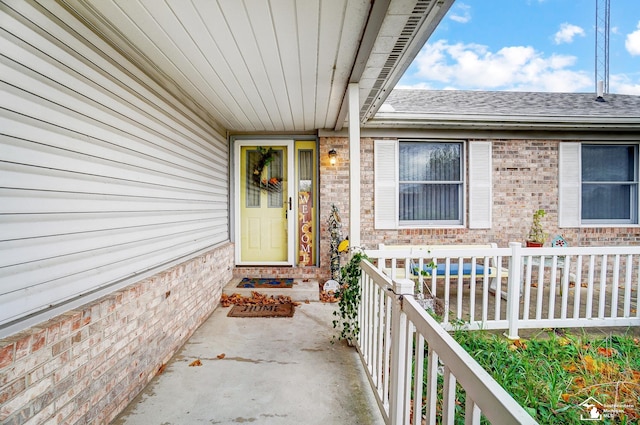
[332,251,367,344]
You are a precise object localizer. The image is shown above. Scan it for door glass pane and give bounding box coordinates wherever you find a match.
[299,150,313,180]
[267,150,283,208]
[246,150,260,207]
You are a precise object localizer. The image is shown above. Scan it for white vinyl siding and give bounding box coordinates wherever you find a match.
[0,2,229,331]
[558,142,581,227]
[468,141,492,229]
[374,140,491,229]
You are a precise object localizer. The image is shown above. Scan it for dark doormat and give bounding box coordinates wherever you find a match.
[227,303,295,318]
[237,277,294,288]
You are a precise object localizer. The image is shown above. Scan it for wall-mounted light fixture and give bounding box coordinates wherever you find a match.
[328,149,337,166]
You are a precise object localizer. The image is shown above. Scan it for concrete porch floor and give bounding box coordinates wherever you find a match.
[110,302,384,425]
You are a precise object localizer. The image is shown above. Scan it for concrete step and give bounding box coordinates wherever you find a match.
[223,277,320,302]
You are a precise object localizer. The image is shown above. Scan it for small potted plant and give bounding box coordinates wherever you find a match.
[526,209,548,247]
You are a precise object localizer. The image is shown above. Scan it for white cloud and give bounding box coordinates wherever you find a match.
[625,21,640,55]
[449,3,471,24]
[553,23,585,44]
[610,74,640,95]
[395,81,436,90]
[401,40,592,92]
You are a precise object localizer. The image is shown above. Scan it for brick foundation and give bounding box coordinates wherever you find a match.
[0,243,233,425]
[232,266,322,280]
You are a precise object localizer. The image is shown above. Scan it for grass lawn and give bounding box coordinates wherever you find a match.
[452,329,640,424]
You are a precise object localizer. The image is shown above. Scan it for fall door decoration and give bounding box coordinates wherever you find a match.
[251,146,282,193]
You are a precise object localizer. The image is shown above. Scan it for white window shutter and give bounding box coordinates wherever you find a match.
[468,141,492,229]
[374,140,398,229]
[559,142,581,227]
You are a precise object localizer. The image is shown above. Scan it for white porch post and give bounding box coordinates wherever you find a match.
[348,83,361,249]
[505,242,523,340]
[389,278,413,425]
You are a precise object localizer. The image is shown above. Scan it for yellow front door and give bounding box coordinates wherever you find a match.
[239,145,289,263]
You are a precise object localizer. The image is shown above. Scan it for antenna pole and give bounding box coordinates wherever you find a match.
[595,0,610,94]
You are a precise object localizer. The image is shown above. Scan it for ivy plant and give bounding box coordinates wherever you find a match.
[332,251,367,344]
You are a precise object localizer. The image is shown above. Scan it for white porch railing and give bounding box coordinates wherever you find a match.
[357,259,538,424]
[356,243,640,424]
[364,242,640,339]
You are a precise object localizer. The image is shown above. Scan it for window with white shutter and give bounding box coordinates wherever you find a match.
[559,142,639,226]
[374,139,488,229]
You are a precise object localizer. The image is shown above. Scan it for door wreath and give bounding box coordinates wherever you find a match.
[252,146,282,193]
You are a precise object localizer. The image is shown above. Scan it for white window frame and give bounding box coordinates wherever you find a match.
[559,142,640,227]
[374,139,492,229]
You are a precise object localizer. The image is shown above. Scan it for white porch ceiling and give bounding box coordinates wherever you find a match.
[59,0,452,133]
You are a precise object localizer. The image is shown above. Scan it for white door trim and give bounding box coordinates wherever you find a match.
[234,139,295,265]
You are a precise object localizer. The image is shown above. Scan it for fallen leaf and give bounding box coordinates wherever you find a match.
[513,339,528,349]
[217,353,226,359]
[220,292,297,307]
[564,364,578,373]
[320,289,339,303]
[583,355,598,373]
[189,359,202,367]
[597,347,618,357]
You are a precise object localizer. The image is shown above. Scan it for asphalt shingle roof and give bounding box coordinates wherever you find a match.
[381,89,640,118]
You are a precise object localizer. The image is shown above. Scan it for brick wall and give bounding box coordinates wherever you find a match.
[317,137,640,263]
[0,242,233,425]
[318,137,351,282]
[231,266,321,280]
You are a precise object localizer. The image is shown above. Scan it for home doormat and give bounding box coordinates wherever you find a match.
[237,277,294,288]
[227,303,295,318]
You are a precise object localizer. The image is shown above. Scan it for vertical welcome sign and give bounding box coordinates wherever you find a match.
[298,191,313,265]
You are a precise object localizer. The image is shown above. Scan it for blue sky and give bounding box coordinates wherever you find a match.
[398,0,640,94]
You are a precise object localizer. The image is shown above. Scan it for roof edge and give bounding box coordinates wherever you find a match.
[365,114,640,131]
